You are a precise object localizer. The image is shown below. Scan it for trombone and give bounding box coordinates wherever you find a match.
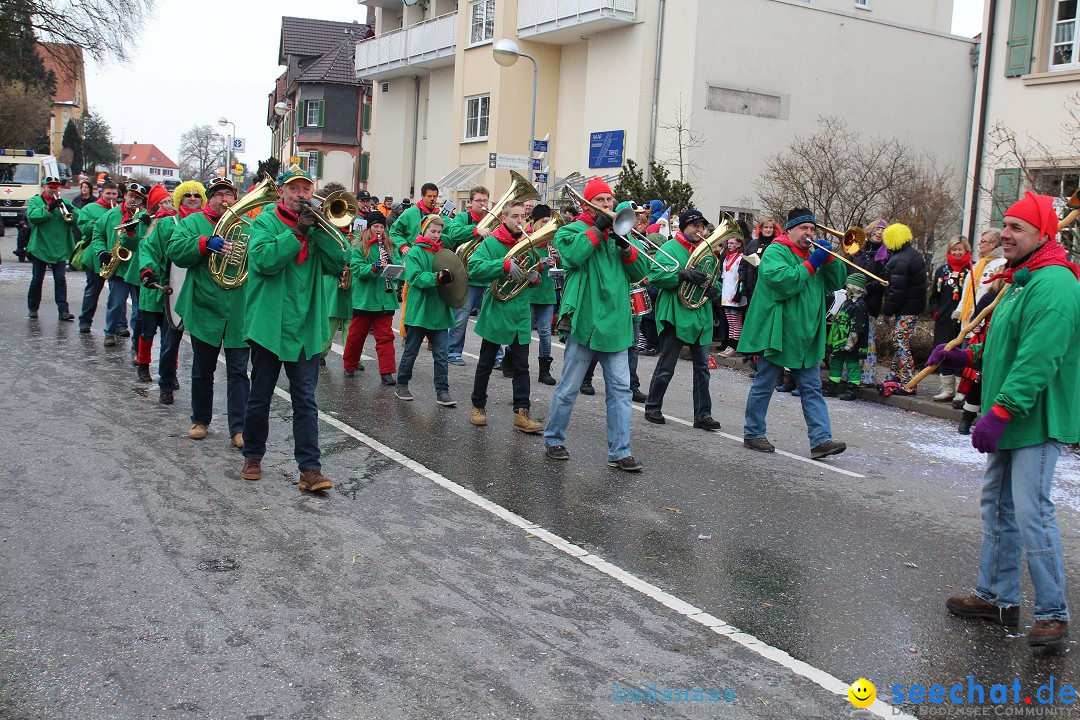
[559,185,681,270]
[813,224,890,286]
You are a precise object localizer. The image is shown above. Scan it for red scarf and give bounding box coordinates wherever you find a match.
[417,199,438,216]
[178,205,199,219]
[492,223,522,248]
[275,203,309,264]
[414,234,442,253]
[469,208,485,224]
[364,231,385,250]
[776,236,811,259]
[724,250,742,271]
[947,252,972,273]
[96,196,115,209]
[155,208,177,219]
[989,239,1080,284]
[674,231,696,252]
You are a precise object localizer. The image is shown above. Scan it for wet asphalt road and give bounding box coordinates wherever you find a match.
[2,244,1080,719]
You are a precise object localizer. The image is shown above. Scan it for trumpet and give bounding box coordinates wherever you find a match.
[813,224,890,286]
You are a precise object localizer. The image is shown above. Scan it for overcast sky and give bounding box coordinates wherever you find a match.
[83,0,986,174]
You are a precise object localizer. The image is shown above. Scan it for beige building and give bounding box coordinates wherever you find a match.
[962,0,1080,236]
[357,0,974,220]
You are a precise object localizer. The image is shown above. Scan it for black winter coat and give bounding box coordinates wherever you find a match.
[849,244,887,316]
[881,244,928,317]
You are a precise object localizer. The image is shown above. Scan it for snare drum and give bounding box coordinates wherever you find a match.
[629,285,652,317]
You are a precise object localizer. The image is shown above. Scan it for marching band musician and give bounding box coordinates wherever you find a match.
[389,182,441,254]
[642,209,722,431]
[136,181,204,404]
[524,204,558,386]
[940,192,1080,648]
[737,208,848,460]
[445,186,492,366]
[466,199,543,433]
[240,166,348,492]
[25,175,76,322]
[317,181,353,368]
[90,181,148,354]
[341,211,399,385]
[76,179,119,333]
[165,177,250,447]
[542,177,651,472]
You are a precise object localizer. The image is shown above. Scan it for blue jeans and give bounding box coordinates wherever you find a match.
[398,326,449,394]
[27,255,69,314]
[532,303,555,357]
[79,266,105,328]
[190,335,250,435]
[544,336,632,461]
[743,356,833,447]
[448,285,486,359]
[975,441,1068,621]
[104,277,139,338]
[243,342,321,471]
[646,326,712,421]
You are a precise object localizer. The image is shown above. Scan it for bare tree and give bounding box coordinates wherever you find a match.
[754,116,961,255]
[656,97,706,182]
[1,0,155,63]
[0,80,51,148]
[178,124,225,184]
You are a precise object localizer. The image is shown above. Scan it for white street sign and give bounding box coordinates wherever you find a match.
[487,153,530,171]
[232,138,246,153]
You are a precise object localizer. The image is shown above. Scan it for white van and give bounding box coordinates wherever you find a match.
[0,149,61,226]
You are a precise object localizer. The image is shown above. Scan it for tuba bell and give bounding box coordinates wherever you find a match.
[492,213,567,302]
[456,171,539,264]
[209,175,281,290]
[676,215,744,310]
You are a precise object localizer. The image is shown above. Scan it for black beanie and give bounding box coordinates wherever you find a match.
[529,203,552,222]
[365,210,387,227]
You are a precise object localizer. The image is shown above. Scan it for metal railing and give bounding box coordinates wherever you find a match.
[517,0,636,34]
[355,12,457,76]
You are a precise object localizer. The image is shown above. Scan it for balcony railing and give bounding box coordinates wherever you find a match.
[517,0,636,43]
[355,12,457,80]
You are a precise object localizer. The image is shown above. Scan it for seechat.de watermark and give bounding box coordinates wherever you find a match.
[612,682,736,703]
[886,675,1080,716]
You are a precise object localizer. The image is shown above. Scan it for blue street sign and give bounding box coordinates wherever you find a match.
[532,140,549,153]
[532,158,542,171]
[588,130,624,169]
[534,172,548,184]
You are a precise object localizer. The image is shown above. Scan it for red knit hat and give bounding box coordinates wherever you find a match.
[1005,191,1060,240]
[146,184,170,210]
[583,177,613,202]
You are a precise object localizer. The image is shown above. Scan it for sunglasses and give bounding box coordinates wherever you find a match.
[183,193,200,198]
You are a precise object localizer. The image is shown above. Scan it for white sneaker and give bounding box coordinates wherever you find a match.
[719,347,737,358]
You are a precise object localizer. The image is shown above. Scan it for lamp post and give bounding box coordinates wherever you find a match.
[273,101,295,166]
[218,116,236,179]
[493,39,537,169]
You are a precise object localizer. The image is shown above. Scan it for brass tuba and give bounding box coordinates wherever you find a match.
[456,171,539,264]
[676,215,744,310]
[209,175,280,290]
[492,214,567,302]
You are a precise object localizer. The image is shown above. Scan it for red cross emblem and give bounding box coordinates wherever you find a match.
[2,188,14,195]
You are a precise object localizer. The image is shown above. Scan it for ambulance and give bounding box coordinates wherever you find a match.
[0,149,61,226]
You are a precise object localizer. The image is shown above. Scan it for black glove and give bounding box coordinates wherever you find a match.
[139,213,153,225]
[141,272,158,289]
[296,207,317,234]
[436,269,454,286]
[48,198,63,211]
[612,234,630,250]
[678,267,709,286]
[592,212,613,233]
[98,250,112,265]
[703,284,719,299]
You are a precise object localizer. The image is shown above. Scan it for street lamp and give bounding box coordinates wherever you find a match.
[492,39,537,168]
[218,116,236,179]
[274,102,295,166]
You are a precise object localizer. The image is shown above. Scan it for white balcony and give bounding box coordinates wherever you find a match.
[517,0,637,44]
[354,12,457,81]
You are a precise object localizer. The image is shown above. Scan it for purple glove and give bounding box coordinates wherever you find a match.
[926,343,970,369]
[971,406,1010,454]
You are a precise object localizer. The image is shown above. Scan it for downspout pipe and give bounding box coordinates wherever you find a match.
[410,74,421,198]
[646,0,666,183]
[967,0,997,240]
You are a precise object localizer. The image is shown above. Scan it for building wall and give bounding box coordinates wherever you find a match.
[784,0,955,33]
[369,74,416,199]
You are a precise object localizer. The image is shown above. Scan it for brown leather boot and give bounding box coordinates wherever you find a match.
[241,457,262,481]
[945,594,1019,627]
[513,408,542,434]
[231,432,244,450]
[298,469,333,492]
[1029,619,1068,647]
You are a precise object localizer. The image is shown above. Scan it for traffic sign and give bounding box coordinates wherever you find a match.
[532,158,542,171]
[487,153,531,171]
[531,140,549,154]
[232,137,246,153]
[534,172,548,184]
[588,130,625,169]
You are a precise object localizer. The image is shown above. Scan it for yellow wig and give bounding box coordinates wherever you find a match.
[172,180,206,209]
[883,223,913,251]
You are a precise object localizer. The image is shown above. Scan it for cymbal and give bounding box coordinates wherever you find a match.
[432,248,468,308]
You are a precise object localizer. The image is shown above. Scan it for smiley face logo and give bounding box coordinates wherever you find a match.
[848,678,876,708]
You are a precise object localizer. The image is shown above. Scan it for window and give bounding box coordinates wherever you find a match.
[304,150,323,179]
[854,0,869,7]
[469,0,495,44]
[149,167,158,175]
[1031,167,1080,199]
[1051,0,1079,69]
[303,99,325,128]
[464,94,490,140]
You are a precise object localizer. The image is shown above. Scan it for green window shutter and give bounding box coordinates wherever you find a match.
[317,100,325,128]
[361,102,372,132]
[1005,0,1038,77]
[358,152,370,182]
[298,101,305,128]
[316,150,324,179]
[990,168,1022,224]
